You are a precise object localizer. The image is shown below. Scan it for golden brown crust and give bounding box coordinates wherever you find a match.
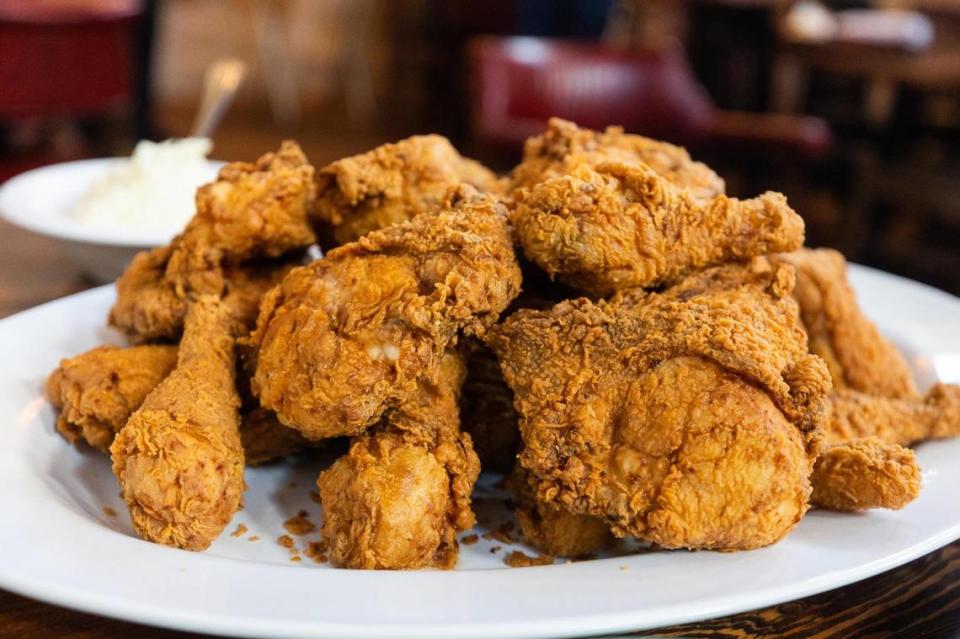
[489,262,830,550]
[511,465,612,558]
[510,117,725,200]
[111,297,244,551]
[110,142,316,342]
[249,193,521,440]
[45,345,178,451]
[811,438,921,511]
[315,135,500,244]
[825,385,960,446]
[317,351,480,569]
[512,162,804,295]
[773,248,919,399]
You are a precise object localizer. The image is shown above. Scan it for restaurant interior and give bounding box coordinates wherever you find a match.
[1,0,959,305]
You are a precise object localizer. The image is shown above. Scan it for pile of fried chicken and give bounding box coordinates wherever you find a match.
[46,119,960,568]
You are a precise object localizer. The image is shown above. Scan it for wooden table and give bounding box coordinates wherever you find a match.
[2,218,959,638]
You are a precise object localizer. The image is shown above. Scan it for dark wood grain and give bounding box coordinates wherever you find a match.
[1,218,959,639]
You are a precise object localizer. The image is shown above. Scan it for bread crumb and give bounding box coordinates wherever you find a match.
[283,513,316,536]
[102,506,117,517]
[231,523,248,538]
[248,536,260,542]
[482,522,515,544]
[304,540,329,564]
[461,534,479,545]
[278,534,295,549]
[291,555,302,563]
[505,551,554,567]
[490,546,501,554]
[308,491,322,504]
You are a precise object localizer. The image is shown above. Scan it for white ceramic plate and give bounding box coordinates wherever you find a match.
[0,159,222,282]
[0,265,958,639]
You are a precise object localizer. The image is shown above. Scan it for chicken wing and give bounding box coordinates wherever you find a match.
[489,260,831,550]
[46,341,311,465]
[317,350,480,569]
[111,297,244,550]
[811,438,920,511]
[825,385,960,446]
[45,345,177,452]
[110,141,316,342]
[510,118,725,200]
[773,248,919,399]
[511,162,805,296]
[314,135,501,245]
[248,191,521,440]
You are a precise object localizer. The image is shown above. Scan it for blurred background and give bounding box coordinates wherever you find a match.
[1,0,959,304]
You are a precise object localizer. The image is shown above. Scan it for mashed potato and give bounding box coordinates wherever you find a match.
[72,138,216,231]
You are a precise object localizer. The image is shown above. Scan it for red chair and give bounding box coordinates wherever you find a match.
[0,0,143,181]
[468,36,832,160]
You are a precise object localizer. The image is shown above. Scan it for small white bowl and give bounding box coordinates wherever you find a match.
[0,158,222,283]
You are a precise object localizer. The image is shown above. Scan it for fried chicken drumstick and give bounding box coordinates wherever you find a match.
[46,343,311,465]
[490,260,831,550]
[249,190,521,441]
[318,350,480,569]
[45,345,177,452]
[511,162,805,296]
[111,297,244,550]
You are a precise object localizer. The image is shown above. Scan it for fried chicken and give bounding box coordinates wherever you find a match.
[46,340,310,464]
[510,118,725,200]
[110,142,316,342]
[314,135,501,245]
[249,191,521,440]
[317,350,480,569]
[825,385,960,447]
[239,407,314,465]
[811,438,920,511]
[511,162,805,296]
[773,248,919,399]
[459,340,521,473]
[165,141,317,295]
[45,344,177,452]
[511,465,612,558]
[111,297,244,550]
[489,260,831,550]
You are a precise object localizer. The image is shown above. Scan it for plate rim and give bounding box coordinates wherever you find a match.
[0,157,223,248]
[0,265,958,639]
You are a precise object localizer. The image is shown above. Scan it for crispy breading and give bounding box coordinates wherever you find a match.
[811,438,920,511]
[45,345,177,451]
[317,351,480,569]
[489,261,830,550]
[512,162,804,295]
[111,297,244,550]
[110,142,316,342]
[510,118,725,200]
[315,135,501,244]
[249,192,521,440]
[825,386,960,446]
[774,248,919,399]
[511,465,612,558]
